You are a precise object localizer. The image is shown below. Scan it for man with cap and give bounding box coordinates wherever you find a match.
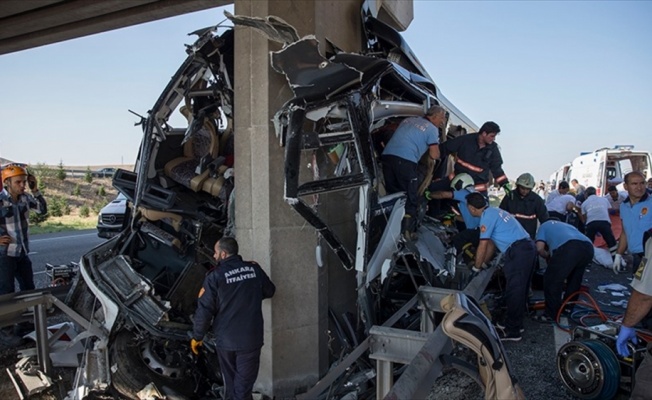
[533,220,594,323]
[426,173,481,262]
[499,172,549,239]
[0,164,47,345]
[466,192,537,341]
[613,171,652,273]
[382,105,446,236]
[580,186,617,253]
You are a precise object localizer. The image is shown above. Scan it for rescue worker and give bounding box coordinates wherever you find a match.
[499,172,549,239]
[426,173,480,262]
[647,177,652,194]
[466,192,537,342]
[534,220,593,323]
[191,237,276,400]
[545,181,570,205]
[570,179,586,199]
[613,171,652,273]
[382,105,446,236]
[579,186,617,253]
[0,164,47,346]
[434,121,510,194]
[616,228,652,399]
[605,185,627,215]
[545,190,578,222]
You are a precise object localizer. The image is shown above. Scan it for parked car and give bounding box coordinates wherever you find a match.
[93,167,116,178]
[96,193,128,238]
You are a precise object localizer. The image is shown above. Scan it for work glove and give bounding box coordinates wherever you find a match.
[612,254,625,274]
[616,326,637,357]
[502,182,512,196]
[469,263,487,280]
[424,190,432,201]
[27,175,37,191]
[190,338,203,355]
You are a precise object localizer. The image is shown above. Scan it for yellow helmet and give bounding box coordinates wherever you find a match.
[1,164,28,182]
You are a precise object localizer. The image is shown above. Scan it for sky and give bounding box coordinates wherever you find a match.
[1,1,651,183]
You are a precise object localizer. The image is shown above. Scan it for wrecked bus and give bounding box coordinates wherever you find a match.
[64,7,488,400]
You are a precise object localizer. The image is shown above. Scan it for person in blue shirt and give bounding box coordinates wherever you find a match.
[613,171,652,273]
[427,173,480,262]
[382,105,446,236]
[466,192,536,342]
[534,220,594,323]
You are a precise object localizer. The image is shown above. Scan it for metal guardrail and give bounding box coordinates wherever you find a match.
[0,287,108,377]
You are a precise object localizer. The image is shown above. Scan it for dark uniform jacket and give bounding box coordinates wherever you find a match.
[441,133,507,186]
[499,191,549,239]
[193,255,276,351]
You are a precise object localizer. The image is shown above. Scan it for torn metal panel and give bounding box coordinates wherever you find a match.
[365,195,404,283]
[224,11,299,44]
[96,256,169,327]
[270,37,363,101]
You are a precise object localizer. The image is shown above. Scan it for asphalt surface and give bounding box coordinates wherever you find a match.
[430,259,636,400]
[29,229,106,288]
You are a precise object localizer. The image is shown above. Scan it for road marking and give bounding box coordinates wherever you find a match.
[31,232,98,242]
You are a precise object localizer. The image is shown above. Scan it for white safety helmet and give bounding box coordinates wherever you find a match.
[516,173,536,190]
[450,173,474,191]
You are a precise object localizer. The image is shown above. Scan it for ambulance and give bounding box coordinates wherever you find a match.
[549,163,570,189]
[565,145,652,196]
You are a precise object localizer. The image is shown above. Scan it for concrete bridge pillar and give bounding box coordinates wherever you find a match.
[233,0,410,396]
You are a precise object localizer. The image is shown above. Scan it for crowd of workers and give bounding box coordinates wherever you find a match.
[380,107,652,396]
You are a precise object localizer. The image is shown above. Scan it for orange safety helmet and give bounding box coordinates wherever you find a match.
[1,164,28,182]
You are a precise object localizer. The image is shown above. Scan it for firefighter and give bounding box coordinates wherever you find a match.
[191,237,275,400]
[499,172,549,239]
[431,121,510,194]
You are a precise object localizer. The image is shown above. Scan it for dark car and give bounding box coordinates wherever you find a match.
[92,167,116,178]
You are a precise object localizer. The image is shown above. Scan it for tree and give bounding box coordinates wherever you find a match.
[56,161,67,181]
[84,167,93,183]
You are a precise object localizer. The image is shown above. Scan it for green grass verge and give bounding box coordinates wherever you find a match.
[31,217,97,235]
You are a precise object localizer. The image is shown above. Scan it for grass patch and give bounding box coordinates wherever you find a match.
[31,215,97,235]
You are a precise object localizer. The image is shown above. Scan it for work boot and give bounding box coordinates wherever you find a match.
[0,327,24,347]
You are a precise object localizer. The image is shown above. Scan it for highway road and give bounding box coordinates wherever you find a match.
[28,229,106,288]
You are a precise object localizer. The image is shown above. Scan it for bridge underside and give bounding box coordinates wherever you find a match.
[0,0,231,55]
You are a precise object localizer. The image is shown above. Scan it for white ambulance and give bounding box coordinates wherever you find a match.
[549,163,570,189]
[565,145,652,196]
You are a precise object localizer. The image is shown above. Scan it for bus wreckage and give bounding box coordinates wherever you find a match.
[6,6,522,400]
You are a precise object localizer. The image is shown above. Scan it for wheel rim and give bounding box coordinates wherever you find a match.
[139,339,188,379]
[557,339,620,399]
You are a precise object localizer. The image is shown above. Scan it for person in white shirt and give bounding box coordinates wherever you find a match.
[546,181,570,205]
[605,185,627,215]
[581,187,617,253]
[546,193,577,222]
